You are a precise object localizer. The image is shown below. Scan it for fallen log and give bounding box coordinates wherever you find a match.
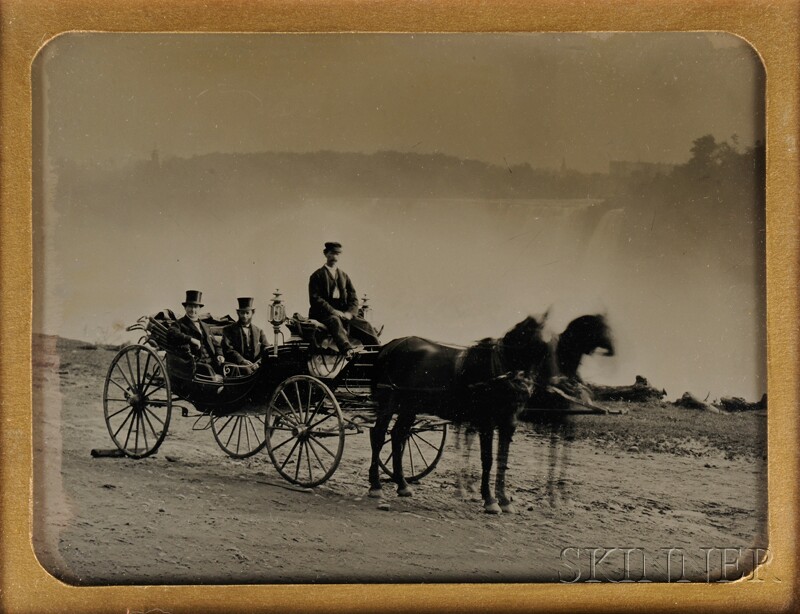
[587,375,666,402]
[718,394,767,412]
[673,392,722,413]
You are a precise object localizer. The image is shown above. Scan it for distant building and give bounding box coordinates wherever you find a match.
[609,160,674,179]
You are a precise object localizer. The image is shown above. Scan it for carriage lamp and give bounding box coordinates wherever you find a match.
[269,290,286,357]
[360,294,371,321]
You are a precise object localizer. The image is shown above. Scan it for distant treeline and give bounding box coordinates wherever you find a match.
[53,135,764,211]
[608,135,766,282]
[55,149,620,202]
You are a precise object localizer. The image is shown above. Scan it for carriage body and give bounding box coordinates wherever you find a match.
[102,311,448,488]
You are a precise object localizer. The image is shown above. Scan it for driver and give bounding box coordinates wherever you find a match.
[308,242,380,357]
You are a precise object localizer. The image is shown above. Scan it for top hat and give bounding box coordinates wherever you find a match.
[236,297,255,311]
[324,241,343,254]
[182,290,204,307]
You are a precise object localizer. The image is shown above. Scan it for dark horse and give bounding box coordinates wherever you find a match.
[368,315,550,514]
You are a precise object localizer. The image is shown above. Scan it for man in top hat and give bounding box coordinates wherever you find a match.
[222,297,269,375]
[167,290,225,378]
[308,242,380,356]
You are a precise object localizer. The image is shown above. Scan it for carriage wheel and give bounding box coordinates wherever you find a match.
[265,375,345,487]
[379,418,448,482]
[103,344,172,459]
[211,411,267,459]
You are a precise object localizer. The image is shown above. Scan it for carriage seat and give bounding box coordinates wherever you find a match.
[146,312,227,384]
[287,313,329,342]
[286,313,363,354]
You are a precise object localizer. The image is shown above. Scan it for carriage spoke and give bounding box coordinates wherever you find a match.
[270,432,298,453]
[143,406,166,427]
[411,431,442,452]
[304,441,314,482]
[215,415,236,438]
[225,417,241,449]
[305,395,327,426]
[125,352,138,392]
[246,416,264,445]
[142,371,164,397]
[306,437,328,472]
[279,390,303,422]
[294,381,305,423]
[407,440,415,476]
[114,407,136,445]
[141,352,151,389]
[307,410,336,431]
[410,434,429,469]
[279,438,302,472]
[136,349,141,388]
[243,416,252,453]
[140,410,149,451]
[269,407,298,428]
[294,442,304,481]
[306,434,335,458]
[105,398,131,403]
[107,404,133,420]
[108,377,130,395]
[141,407,161,439]
[306,382,314,423]
[113,364,135,391]
[134,409,141,452]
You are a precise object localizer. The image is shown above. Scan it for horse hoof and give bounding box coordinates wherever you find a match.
[500,502,517,514]
[397,486,413,497]
[484,501,502,514]
[455,488,468,500]
[368,488,383,499]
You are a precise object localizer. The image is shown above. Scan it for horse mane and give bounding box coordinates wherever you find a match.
[458,316,548,388]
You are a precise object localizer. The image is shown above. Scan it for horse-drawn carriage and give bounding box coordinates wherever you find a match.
[101,301,448,488]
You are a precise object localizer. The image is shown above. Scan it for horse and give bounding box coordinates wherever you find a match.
[368,315,550,514]
[455,314,615,504]
[528,313,614,505]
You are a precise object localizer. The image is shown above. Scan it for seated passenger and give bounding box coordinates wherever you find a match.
[222,297,269,375]
[167,290,225,380]
[308,242,380,357]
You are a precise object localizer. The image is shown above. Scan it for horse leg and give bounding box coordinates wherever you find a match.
[479,427,501,514]
[455,426,478,500]
[495,422,517,513]
[547,426,559,507]
[368,410,393,498]
[391,411,415,497]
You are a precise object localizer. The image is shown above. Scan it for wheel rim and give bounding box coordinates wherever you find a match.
[265,375,344,487]
[103,344,172,459]
[379,419,448,482]
[212,411,267,459]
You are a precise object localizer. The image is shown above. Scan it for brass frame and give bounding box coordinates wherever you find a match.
[1,1,798,612]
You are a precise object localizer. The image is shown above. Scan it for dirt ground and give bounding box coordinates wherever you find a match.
[32,336,767,585]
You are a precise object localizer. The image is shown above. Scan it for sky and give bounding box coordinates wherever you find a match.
[36,32,763,173]
[33,33,766,400]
